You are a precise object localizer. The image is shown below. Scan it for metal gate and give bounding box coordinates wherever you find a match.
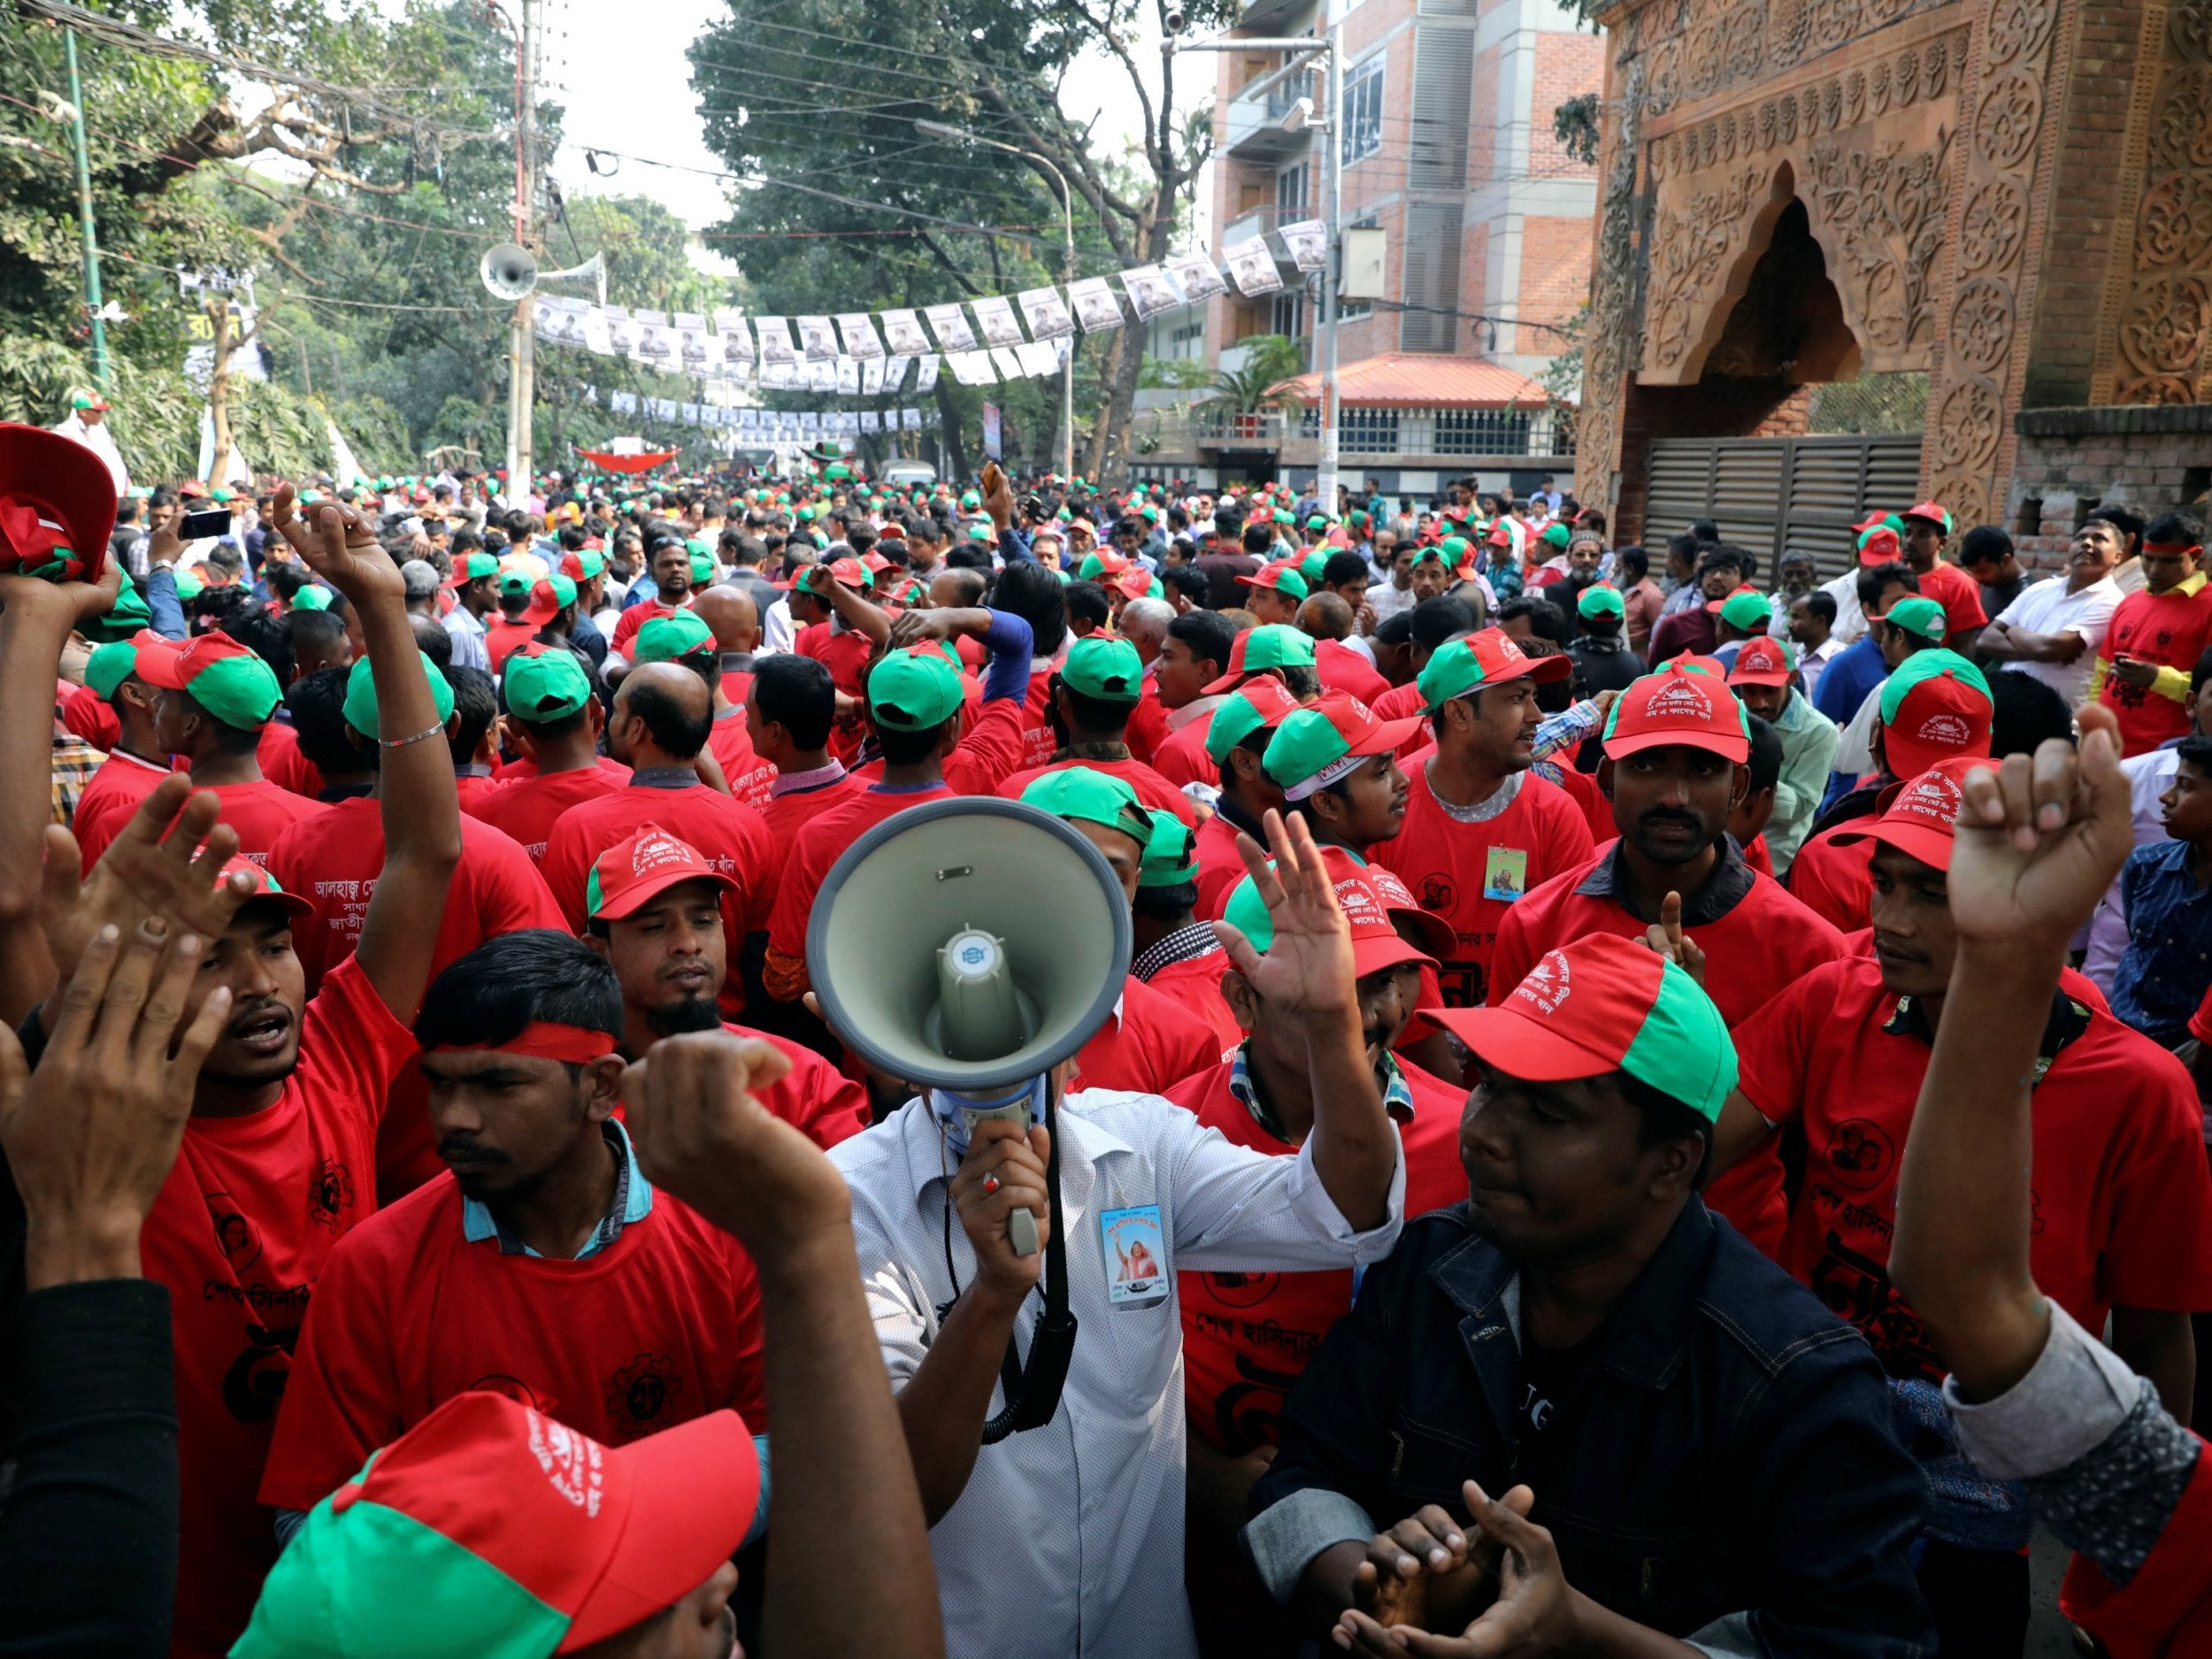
[1645,434,1924,582]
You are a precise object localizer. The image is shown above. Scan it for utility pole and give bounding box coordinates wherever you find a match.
[62,28,110,390]
[1316,8,1345,511]
[504,0,540,507]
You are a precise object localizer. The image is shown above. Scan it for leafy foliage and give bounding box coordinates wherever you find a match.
[1199,334,1306,415]
[1553,94,1601,167]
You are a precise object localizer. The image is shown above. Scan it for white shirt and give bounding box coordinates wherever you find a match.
[50,412,128,495]
[1795,634,1846,704]
[2084,744,2181,990]
[832,1089,1406,1659]
[1819,569,1870,645]
[763,595,796,654]
[1990,574,2123,708]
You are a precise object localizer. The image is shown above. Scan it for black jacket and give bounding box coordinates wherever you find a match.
[1245,1198,1933,1655]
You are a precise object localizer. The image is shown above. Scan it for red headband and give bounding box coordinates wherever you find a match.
[426,1022,619,1064]
[2143,541,2202,555]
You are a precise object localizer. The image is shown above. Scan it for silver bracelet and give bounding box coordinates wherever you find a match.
[378,720,447,750]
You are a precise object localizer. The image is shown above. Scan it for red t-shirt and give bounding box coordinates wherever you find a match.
[79,775,328,869]
[724,1020,869,1148]
[257,1165,768,1515]
[709,708,777,812]
[1173,1054,1467,1453]
[60,680,119,749]
[1368,679,1432,761]
[1150,708,1219,790]
[995,754,1197,826]
[1194,808,1256,921]
[1015,669,1059,769]
[483,616,541,672]
[1314,639,1390,703]
[767,784,952,964]
[67,747,170,872]
[452,772,501,814]
[1065,973,1219,1095]
[1916,560,1989,643]
[259,720,325,801]
[2100,581,2212,756]
[940,697,1033,797]
[1786,817,1878,933]
[795,621,873,698]
[144,957,419,1659]
[1141,949,1243,1056]
[608,597,679,658]
[1371,764,1595,1008]
[1125,680,1168,764]
[761,767,866,861]
[1743,833,1774,877]
[1489,846,1848,1259]
[1551,763,1614,842]
[465,764,629,862]
[1735,956,2212,1380]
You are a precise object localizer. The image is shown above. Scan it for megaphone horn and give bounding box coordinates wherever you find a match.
[479,242,537,302]
[537,250,608,305]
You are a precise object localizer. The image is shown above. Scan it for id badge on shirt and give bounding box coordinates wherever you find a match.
[1100,1204,1169,1310]
[1484,847,1529,902]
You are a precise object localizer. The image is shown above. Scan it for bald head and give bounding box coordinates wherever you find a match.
[611,661,712,765]
[692,585,760,653]
[930,567,987,610]
[1298,591,1356,641]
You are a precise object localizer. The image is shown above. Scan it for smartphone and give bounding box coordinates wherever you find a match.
[178,506,232,540]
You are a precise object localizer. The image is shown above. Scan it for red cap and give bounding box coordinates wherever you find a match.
[823,557,870,590]
[1113,566,1155,601]
[1727,635,1793,687]
[0,421,118,584]
[1881,667,1994,780]
[1901,500,1952,530]
[1857,526,1903,566]
[521,578,572,626]
[220,856,316,923]
[179,478,210,498]
[132,629,259,692]
[1324,850,1440,979]
[1831,757,1984,872]
[587,826,740,921]
[1089,550,1133,579]
[1601,664,1750,763]
[1362,862,1459,963]
[860,550,895,573]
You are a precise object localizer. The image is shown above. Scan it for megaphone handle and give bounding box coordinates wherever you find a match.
[1007,1207,1040,1257]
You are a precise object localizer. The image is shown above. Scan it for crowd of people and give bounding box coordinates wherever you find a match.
[4,408,2211,1658]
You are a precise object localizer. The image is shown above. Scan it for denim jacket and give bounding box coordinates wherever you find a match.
[1244,1199,1933,1657]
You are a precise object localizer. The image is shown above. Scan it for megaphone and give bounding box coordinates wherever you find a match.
[807,796,1131,1439]
[479,246,609,305]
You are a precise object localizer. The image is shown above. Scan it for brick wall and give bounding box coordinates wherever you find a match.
[1517,214,1597,339]
[2007,405,2212,566]
[1526,29,1606,176]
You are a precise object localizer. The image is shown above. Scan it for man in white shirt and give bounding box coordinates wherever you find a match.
[1978,518,2125,708]
[50,392,128,497]
[829,811,1405,1659]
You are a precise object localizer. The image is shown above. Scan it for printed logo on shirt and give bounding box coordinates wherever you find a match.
[308,1157,356,1231]
[1824,1119,1897,1193]
[604,1353,685,1438]
[528,1410,606,1517]
[205,1191,263,1271]
[1212,1350,1302,1452]
[1914,712,1970,748]
[1646,679,1716,721]
[223,1323,299,1423]
[1416,873,1458,916]
[1205,1270,1281,1309]
[1517,951,1571,1017]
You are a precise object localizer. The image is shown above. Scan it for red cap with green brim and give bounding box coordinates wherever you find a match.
[85,628,163,700]
[1856,523,1905,565]
[634,610,715,664]
[231,1390,759,1659]
[1018,765,1154,845]
[1877,650,1993,779]
[1407,932,1737,1123]
[1577,584,1624,620]
[1224,845,1438,979]
[0,420,118,584]
[1416,628,1571,714]
[446,553,500,588]
[1139,815,1199,887]
[1201,623,1317,695]
[588,825,740,920]
[1901,501,1955,535]
[344,650,455,739]
[867,644,965,730]
[1601,664,1750,763]
[1060,635,1143,701]
[522,573,578,626]
[503,647,592,722]
[1203,676,1305,763]
[1830,757,1984,872]
[134,632,282,729]
[1114,568,1164,602]
[1263,690,1424,799]
[1727,634,1794,687]
[1079,550,1132,581]
[1236,561,1310,602]
[561,549,606,581]
[1875,594,1948,643]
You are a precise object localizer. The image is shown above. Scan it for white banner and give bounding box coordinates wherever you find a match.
[1068,276,1125,334]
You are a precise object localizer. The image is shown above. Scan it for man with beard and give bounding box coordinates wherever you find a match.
[606,534,698,666]
[1487,664,1847,1260]
[1263,690,1419,864]
[256,927,772,1549]
[0,486,461,1658]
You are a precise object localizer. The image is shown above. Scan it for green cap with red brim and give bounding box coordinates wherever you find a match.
[1263,689,1425,800]
[1416,628,1571,714]
[634,610,715,664]
[343,650,455,739]
[587,825,741,920]
[1829,757,1985,872]
[1018,765,1154,845]
[867,644,965,730]
[1876,594,1948,643]
[1204,676,1305,763]
[1236,561,1309,603]
[1877,649,1993,779]
[1201,623,1317,695]
[1223,845,1439,979]
[134,631,282,729]
[1577,584,1625,620]
[231,1389,759,1659]
[1601,663,1750,763]
[1408,932,1737,1123]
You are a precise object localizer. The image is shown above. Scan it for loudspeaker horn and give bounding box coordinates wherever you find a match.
[806,797,1132,1092]
[479,242,537,301]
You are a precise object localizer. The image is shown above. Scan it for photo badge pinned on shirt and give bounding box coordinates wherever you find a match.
[1100,1204,1168,1310]
[1484,847,1529,902]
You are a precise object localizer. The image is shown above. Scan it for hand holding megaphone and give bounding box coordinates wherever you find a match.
[949,1117,1053,1286]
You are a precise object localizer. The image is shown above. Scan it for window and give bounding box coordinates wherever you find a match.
[1275,163,1309,219]
[1339,407,1402,453]
[1431,408,1534,457]
[1338,214,1378,322]
[1342,54,1384,165]
[1271,291,1305,341]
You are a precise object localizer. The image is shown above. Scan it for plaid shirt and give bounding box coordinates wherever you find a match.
[50,735,104,829]
[1226,1041,1417,1145]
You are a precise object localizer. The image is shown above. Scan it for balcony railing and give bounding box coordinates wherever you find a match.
[1223,65,1319,159]
[1135,403,1573,459]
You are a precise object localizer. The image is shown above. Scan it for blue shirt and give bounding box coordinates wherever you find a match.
[461,1118,652,1258]
[2113,838,2212,1046]
[1815,634,1886,727]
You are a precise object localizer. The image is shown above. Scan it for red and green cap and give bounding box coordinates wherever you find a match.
[560,548,607,582]
[1139,814,1200,888]
[1305,513,1331,531]
[1416,627,1571,714]
[344,650,455,739]
[1877,649,1992,779]
[1577,583,1625,620]
[634,610,716,665]
[1236,561,1310,602]
[1224,845,1439,980]
[1875,594,1947,643]
[1061,635,1143,702]
[1855,512,1907,566]
[70,393,109,411]
[1424,538,1469,570]
[1204,675,1305,763]
[503,646,593,722]
[1078,549,1132,581]
[0,420,116,584]
[1901,500,1954,536]
[1601,663,1750,763]
[867,643,966,731]
[220,855,316,924]
[588,825,739,920]
[135,632,282,730]
[1114,567,1164,603]
[1409,933,1735,1122]
[232,1390,758,1659]
[1297,549,1331,585]
[522,573,578,626]
[288,583,330,612]
[803,557,872,593]
[446,552,500,588]
[1201,623,1317,695]
[498,568,535,600]
[1540,522,1572,549]
[1727,634,1795,687]
[1710,588,1771,631]
[1018,765,1154,845]
[1831,757,1986,872]
[1263,689,1424,800]
[84,628,164,700]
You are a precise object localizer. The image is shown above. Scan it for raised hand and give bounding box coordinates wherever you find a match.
[269,483,402,605]
[981,462,1014,531]
[0,552,121,633]
[1213,810,1356,1018]
[1636,889,1705,985]
[1949,703,2133,951]
[0,918,232,1288]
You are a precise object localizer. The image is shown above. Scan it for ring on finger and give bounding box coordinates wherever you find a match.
[982,1173,1000,1195]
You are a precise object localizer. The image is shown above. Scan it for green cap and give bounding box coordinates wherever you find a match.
[142,632,282,729]
[503,649,592,721]
[1271,509,1294,526]
[1348,510,1370,527]
[966,524,991,541]
[172,568,205,602]
[103,574,150,634]
[1878,594,1949,642]
[1577,584,1624,619]
[85,637,143,700]
[689,548,714,584]
[1305,514,1330,531]
[1203,679,1302,763]
[961,490,981,509]
[867,644,966,731]
[211,487,235,503]
[1433,536,1469,565]
[1139,814,1199,887]
[1878,648,1992,726]
[796,507,815,522]
[1298,551,1330,585]
[449,553,499,588]
[1717,589,1771,631]
[1018,765,1153,845]
[634,610,716,664]
[289,584,332,612]
[566,549,607,580]
[498,569,534,598]
[1060,636,1143,702]
[343,650,455,739]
